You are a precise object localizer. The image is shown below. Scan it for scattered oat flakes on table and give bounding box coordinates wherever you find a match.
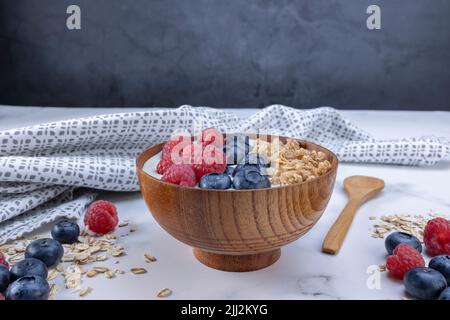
[156,288,172,298]
[79,287,93,297]
[144,253,157,263]
[131,268,147,275]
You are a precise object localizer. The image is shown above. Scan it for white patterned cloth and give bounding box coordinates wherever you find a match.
[0,105,448,243]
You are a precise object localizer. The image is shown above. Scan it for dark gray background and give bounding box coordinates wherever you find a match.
[0,0,449,110]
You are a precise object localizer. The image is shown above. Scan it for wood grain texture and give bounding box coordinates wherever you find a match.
[136,137,338,272]
[322,176,385,255]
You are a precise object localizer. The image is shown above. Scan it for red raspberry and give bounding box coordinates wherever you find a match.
[157,137,190,175]
[84,200,119,235]
[162,135,189,157]
[181,144,226,180]
[156,156,173,175]
[386,243,425,279]
[0,251,9,269]
[423,217,450,256]
[0,293,4,300]
[198,128,223,148]
[192,145,227,180]
[161,164,197,187]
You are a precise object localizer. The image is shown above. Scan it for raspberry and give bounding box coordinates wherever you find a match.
[161,164,197,187]
[181,144,226,180]
[386,243,425,279]
[424,217,450,256]
[192,145,227,180]
[198,128,223,148]
[84,200,119,235]
[0,293,4,300]
[157,137,190,175]
[162,135,189,157]
[156,156,173,175]
[0,251,9,269]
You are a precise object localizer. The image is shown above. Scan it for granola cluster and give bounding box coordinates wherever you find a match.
[253,138,332,186]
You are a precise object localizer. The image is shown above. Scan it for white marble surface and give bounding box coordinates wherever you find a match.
[0,105,449,300]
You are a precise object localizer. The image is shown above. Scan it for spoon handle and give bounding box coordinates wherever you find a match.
[322,198,361,255]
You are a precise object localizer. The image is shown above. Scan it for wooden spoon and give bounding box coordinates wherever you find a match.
[322,175,385,255]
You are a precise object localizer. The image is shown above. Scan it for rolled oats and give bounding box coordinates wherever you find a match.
[86,269,98,278]
[156,288,172,298]
[144,254,157,263]
[131,268,147,274]
[79,287,92,297]
[254,138,332,186]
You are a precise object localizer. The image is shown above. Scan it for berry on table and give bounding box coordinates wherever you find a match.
[161,164,197,187]
[423,217,450,256]
[84,200,119,235]
[25,238,64,268]
[386,243,425,279]
[5,275,50,300]
[438,287,450,300]
[385,231,422,255]
[0,251,9,269]
[0,264,10,293]
[429,255,450,285]
[403,267,447,300]
[233,170,271,190]
[51,220,80,244]
[199,173,232,189]
[10,258,48,282]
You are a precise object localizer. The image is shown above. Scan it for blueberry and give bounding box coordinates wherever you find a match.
[403,267,447,300]
[5,275,49,300]
[242,153,270,167]
[51,220,80,244]
[438,287,450,300]
[223,135,247,165]
[233,170,271,190]
[232,164,260,177]
[0,264,10,293]
[225,165,235,176]
[10,258,48,282]
[385,232,422,255]
[25,238,64,268]
[199,173,232,189]
[429,255,450,285]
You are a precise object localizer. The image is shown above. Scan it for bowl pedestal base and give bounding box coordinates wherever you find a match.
[193,248,281,272]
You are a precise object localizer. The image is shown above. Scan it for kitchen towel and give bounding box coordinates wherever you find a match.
[0,105,449,243]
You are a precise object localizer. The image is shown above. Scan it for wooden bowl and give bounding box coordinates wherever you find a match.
[136,136,338,272]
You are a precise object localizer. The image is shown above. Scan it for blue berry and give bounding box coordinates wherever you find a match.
[199,173,232,189]
[385,232,422,255]
[438,287,450,300]
[5,275,49,300]
[51,220,80,244]
[0,264,10,293]
[242,153,270,167]
[10,258,48,282]
[223,136,247,165]
[233,170,271,190]
[429,255,450,285]
[225,165,235,176]
[232,164,260,177]
[25,238,64,268]
[403,267,447,300]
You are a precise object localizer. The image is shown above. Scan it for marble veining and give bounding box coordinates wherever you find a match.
[0,106,448,300]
